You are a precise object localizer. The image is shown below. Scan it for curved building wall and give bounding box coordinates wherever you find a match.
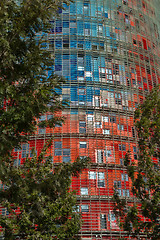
[13,0,160,239]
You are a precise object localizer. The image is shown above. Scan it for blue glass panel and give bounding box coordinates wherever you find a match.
[70,41,77,48]
[85,41,91,50]
[55,40,62,49]
[91,2,96,16]
[77,1,83,14]
[70,28,77,35]
[70,3,76,14]
[91,23,97,36]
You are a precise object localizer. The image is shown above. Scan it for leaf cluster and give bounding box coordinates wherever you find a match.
[0,0,89,239]
[0,142,90,239]
[0,0,71,160]
[113,87,160,239]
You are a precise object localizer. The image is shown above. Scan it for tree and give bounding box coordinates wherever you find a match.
[0,0,71,160]
[113,87,160,240]
[0,141,90,239]
[0,0,89,239]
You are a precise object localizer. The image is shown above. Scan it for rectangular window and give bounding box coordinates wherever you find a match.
[118,124,124,131]
[121,174,124,181]
[131,68,135,73]
[14,147,20,152]
[99,44,104,51]
[39,115,46,121]
[110,116,116,123]
[38,128,46,134]
[63,40,69,48]
[79,121,86,134]
[99,67,106,78]
[133,39,137,45]
[87,115,93,122]
[94,96,100,107]
[125,14,129,24]
[85,71,92,77]
[55,141,62,156]
[115,93,122,105]
[123,189,126,196]
[119,144,126,151]
[133,146,137,152]
[100,214,107,229]
[47,114,53,120]
[55,150,62,156]
[78,57,84,70]
[30,149,37,158]
[122,144,126,151]
[70,21,76,28]
[22,143,29,151]
[21,143,29,158]
[97,172,105,187]
[80,142,87,148]
[143,77,147,83]
[0,182,7,190]
[108,212,116,222]
[102,116,109,122]
[117,189,122,196]
[81,187,88,195]
[106,150,111,157]
[55,123,62,127]
[14,159,21,167]
[92,44,98,51]
[78,89,85,95]
[63,94,70,101]
[72,205,79,213]
[79,122,86,127]
[81,205,89,212]
[114,180,122,196]
[123,189,130,197]
[79,101,85,106]
[78,43,83,49]
[98,25,103,36]
[107,74,113,83]
[89,171,96,179]
[114,181,121,188]
[97,150,104,163]
[132,127,135,137]
[121,173,129,181]
[84,28,90,36]
[113,64,119,75]
[55,142,62,149]
[95,122,102,128]
[126,189,130,197]
[106,69,112,74]
[1,208,9,216]
[103,129,110,135]
[132,79,136,86]
[125,174,129,181]
[63,149,70,163]
[78,77,84,81]
[134,154,137,160]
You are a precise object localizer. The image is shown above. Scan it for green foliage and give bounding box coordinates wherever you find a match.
[0,0,89,239]
[0,0,71,160]
[0,142,90,239]
[113,87,160,239]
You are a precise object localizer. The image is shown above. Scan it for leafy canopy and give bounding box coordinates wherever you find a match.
[0,141,90,239]
[113,87,160,240]
[0,0,71,159]
[0,0,90,239]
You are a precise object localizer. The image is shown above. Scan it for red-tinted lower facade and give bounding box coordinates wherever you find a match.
[11,0,160,239]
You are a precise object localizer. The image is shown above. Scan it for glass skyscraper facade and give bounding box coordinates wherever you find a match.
[13,0,160,239]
